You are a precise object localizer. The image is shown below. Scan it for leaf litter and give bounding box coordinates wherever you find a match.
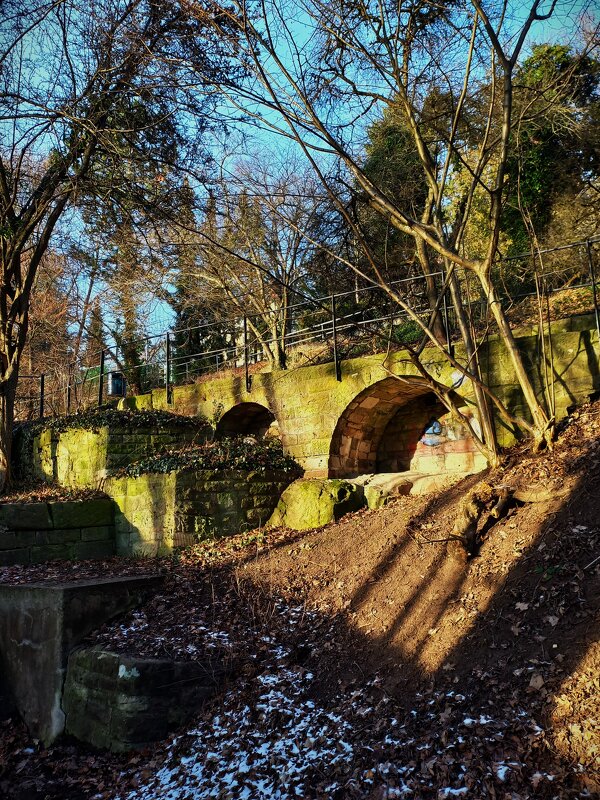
[1,402,600,798]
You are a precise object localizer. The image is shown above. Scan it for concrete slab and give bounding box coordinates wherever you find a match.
[350,469,483,506]
[0,574,163,745]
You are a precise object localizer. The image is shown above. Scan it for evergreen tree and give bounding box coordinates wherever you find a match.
[504,44,600,257]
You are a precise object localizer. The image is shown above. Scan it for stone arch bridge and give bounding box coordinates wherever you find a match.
[125,315,600,478]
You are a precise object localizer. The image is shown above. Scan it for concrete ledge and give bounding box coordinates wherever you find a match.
[0,575,163,745]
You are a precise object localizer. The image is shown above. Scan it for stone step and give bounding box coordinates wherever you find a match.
[0,574,163,745]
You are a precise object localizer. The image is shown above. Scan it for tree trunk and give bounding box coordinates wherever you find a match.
[275,343,287,370]
[448,272,500,465]
[272,322,287,369]
[415,238,447,345]
[479,271,553,447]
[0,373,18,493]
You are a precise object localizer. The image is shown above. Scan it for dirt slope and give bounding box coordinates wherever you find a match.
[0,403,599,799]
[237,404,600,778]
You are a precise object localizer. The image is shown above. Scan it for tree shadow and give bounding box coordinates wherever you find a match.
[230,436,599,786]
[337,442,598,682]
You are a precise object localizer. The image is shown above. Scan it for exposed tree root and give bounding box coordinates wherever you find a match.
[448,474,569,562]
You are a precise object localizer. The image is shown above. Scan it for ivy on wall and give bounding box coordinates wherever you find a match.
[117,437,303,479]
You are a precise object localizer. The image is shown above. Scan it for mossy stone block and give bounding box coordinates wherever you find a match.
[47,528,82,544]
[268,478,364,531]
[49,500,114,529]
[64,647,228,751]
[81,526,114,542]
[216,492,235,510]
[0,530,35,549]
[0,503,51,531]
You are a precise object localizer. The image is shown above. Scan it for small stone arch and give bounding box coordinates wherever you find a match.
[215,402,277,440]
[328,377,481,478]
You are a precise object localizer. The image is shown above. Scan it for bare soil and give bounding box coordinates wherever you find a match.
[0,403,599,799]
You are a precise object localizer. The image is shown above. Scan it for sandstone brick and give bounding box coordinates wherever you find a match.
[81,525,115,542]
[30,544,73,564]
[0,530,35,549]
[0,504,51,531]
[50,500,114,529]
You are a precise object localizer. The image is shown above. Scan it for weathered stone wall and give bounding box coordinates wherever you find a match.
[123,314,600,476]
[106,469,296,556]
[27,424,204,488]
[63,647,229,751]
[0,575,162,745]
[0,500,115,566]
[377,398,484,475]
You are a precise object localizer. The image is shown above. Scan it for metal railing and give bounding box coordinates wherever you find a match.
[14,236,600,420]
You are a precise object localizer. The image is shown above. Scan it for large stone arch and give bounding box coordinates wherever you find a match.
[215,402,277,439]
[328,377,483,478]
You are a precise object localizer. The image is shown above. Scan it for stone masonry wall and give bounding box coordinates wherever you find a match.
[28,425,204,489]
[63,647,229,751]
[0,500,115,566]
[123,314,600,477]
[0,500,115,567]
[106,469,295,556]
[378,397,484,474]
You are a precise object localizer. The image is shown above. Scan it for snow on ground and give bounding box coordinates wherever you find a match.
[118,605,558,800]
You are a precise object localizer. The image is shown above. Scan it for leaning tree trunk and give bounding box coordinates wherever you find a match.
[0,373,18,493]
[273,322,287,370]
[415,238,447,345]
[447,271,500,466]
[479,271,553,448]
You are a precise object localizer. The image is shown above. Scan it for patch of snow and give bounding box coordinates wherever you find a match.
[438,788,468,798]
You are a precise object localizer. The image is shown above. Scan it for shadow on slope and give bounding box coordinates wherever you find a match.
[237,410,600,788]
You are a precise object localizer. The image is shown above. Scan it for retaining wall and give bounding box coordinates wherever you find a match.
[0,500,115,566]
[24,423,206,488]
[106,469,295,556]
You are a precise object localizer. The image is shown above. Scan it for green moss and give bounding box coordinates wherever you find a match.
[25,408,209,438]
[16,409,210,485]
[268,478,365,530]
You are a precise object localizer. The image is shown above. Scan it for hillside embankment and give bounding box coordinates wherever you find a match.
[0,403,599,798]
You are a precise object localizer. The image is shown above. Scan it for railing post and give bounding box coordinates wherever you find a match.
[586,240,600,343]
[165,332,172,404]
[39,374,45,419]
[97,350,105,407]
[331,294,341,382]
[243,316,251,393]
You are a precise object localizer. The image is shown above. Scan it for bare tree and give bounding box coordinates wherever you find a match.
[0,0,241,489]
[172,155,331,370]
[198,0,599,459]
[14,250,72,419]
